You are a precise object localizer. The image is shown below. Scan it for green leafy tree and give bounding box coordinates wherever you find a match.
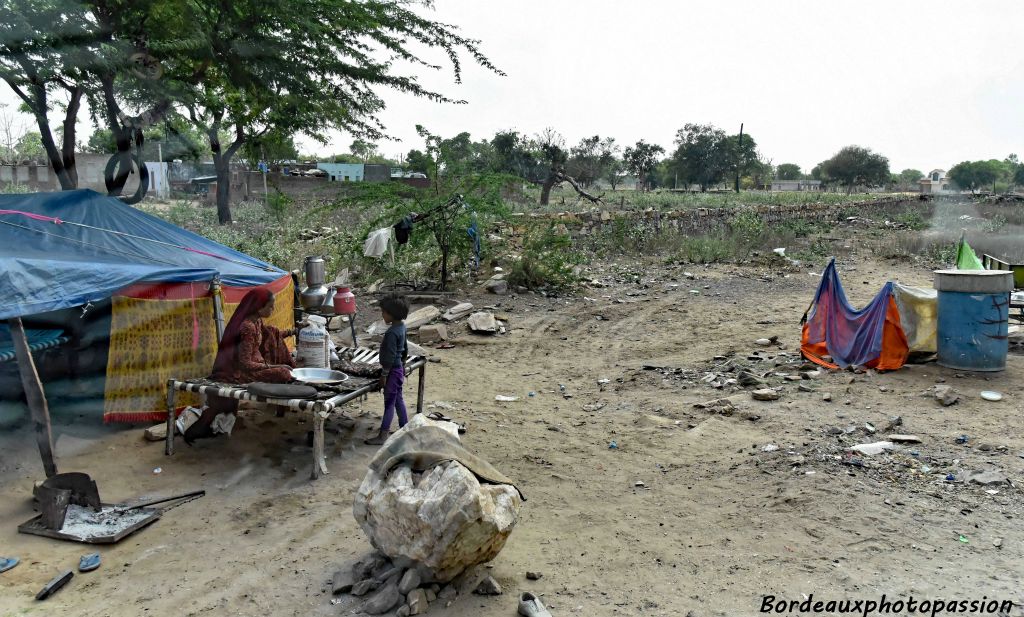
[623,140,665,191]
[350,139,378,163]
[405,149,432,175]
[0,1,94,188]
[817,146,890,194]
[1014,163,1024,189]
[603,157,624,190]
[14,130,46,164]
[347,126,511,290]
[776,163,802,180]
[241,132,299,168]
[668,124,755,192]
[566,135,619,188]
[949,160,1003,193]
[896,168,923,190]
[4,0,501,221]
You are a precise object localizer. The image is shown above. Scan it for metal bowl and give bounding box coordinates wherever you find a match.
[291,367,349,385]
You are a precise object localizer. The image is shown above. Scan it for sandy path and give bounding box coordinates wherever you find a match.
[1,254,1022,617]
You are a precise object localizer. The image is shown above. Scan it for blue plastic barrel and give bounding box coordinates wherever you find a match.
[934,270,1014,371]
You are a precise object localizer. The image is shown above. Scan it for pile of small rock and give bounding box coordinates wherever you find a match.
[330,551,463,615]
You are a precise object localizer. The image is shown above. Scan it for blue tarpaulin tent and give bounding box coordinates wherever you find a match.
[0,189,283,321]
[0,190,294,426]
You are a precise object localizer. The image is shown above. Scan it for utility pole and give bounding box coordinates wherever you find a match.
[735,123,744,193]
[156,142,167,199]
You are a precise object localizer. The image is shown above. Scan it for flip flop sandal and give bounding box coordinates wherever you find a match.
[0,557,19,573]
[79,553,101,573]
[427,411,453,422]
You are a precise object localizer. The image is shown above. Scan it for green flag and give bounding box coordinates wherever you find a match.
[956,239,984,270]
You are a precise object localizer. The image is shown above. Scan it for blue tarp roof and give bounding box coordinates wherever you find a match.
[0,190,285,320]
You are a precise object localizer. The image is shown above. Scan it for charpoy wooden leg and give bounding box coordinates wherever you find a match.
[416,364,425,415]
[311,411,329,480]
[165,381,176,456]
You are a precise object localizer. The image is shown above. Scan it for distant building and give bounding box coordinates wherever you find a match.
[919,169,956,194]
[770,179,822,191]
[363,163,391,183]
[316,162,364,182]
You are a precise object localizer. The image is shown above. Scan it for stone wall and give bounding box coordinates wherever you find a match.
[503,196,922,238]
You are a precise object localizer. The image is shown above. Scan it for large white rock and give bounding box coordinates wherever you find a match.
[367,305,442,335]
[467,312,498,334]
[353,416,522,583]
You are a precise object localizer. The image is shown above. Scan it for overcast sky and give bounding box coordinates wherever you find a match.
[4,0,1023,174]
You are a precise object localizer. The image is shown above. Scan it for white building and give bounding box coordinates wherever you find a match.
[919,169,956,194]
[770,179,822,191]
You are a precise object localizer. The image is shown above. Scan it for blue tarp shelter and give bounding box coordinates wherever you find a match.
[0,189,284,321]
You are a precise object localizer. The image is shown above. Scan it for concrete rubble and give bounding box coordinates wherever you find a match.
[468,312,499,334]
[336,415,522,615]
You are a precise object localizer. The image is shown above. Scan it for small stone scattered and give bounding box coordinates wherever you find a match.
[526,571,543,580]
[473,576,503,596]
[933,385,960,407]
[752,389,780,401]
[407,588,429,615]
[398,569,421,596]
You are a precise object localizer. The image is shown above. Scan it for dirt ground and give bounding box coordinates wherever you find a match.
[2,238,1023,616]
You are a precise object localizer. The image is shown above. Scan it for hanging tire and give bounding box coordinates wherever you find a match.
[104,152,150,205]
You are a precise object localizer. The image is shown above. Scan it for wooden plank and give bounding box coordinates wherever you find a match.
[8,317,57,478]
[35,570,73,600]
[165,380,176,455]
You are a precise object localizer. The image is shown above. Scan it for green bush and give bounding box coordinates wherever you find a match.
[507,226,582,291]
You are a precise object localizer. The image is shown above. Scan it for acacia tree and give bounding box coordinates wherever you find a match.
[347,126,511,290]
[623,140,665,191]
[0,1,92,188]
[818,146,890,194]
[566,135,618,188]
[669,124,757,192]
[776,163,802,180]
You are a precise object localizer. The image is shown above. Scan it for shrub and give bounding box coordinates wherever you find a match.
[507,226,582,291]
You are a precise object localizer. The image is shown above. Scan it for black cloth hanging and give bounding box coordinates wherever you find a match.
[393,215,414,245]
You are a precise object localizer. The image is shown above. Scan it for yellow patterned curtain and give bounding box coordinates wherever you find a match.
[103,292,218,423]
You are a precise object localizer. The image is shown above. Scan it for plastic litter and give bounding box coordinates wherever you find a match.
[528,391,536,397]
[495,395,519,402]
[152,467,162,474]
[946,474,956,481]
[955,435,969,444]
[608,440,618,450]
[848,441,895,456]
[958,535,969,543]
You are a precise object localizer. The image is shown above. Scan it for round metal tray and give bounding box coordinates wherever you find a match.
[291,367,349,385]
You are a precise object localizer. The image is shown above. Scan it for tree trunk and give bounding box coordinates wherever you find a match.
[209,123,246,225]
[213,153,232,224]
[539,174,557,205]
[60,87,83,188]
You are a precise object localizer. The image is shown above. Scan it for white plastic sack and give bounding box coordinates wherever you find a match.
[892,283,937,353]
[363,227,392,258]
[211,412,236,436]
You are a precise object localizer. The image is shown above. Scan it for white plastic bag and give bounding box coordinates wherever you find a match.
[363,227,392,258]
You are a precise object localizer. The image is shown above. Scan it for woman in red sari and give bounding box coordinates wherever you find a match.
[184,288,297,444]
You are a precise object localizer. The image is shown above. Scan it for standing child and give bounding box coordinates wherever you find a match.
[365,294,409,445]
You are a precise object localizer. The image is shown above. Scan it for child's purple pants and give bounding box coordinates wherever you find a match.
[380,365,407,431]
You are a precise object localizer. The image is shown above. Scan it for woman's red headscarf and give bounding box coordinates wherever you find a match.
[211,288,274,380]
